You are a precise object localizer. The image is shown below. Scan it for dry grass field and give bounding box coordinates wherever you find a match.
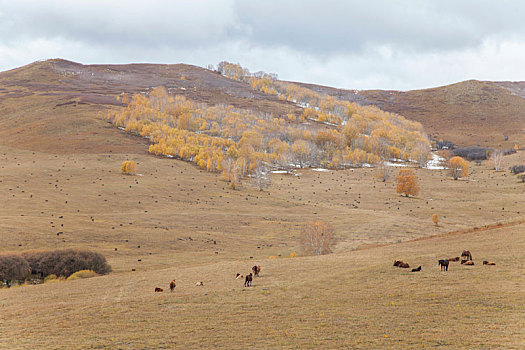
[0,143,524,349]
[0,60,524,349]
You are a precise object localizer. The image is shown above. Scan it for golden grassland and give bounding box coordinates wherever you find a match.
[0,142,524,348]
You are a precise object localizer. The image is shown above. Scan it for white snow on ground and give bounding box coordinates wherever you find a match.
[426,153,447,170]
[385,162,409,167]
[312,168,330,172]
[118,127,125,131]
[271,170,289,174]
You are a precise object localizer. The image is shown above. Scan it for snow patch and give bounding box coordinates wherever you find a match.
[426,153,447,170]
[312,168,330,172]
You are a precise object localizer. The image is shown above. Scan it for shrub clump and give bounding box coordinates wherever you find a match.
[22,249,112,278]
[510,165,525,174]
[453,147,489,160]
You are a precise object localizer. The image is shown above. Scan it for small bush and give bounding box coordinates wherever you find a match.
[289,252,297,258]
[510,165,525,174]
[67,270,98,281]
[44,274,58,282]
[435,140,456,150]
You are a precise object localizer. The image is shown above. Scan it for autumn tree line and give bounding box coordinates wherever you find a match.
[107,66,430,184]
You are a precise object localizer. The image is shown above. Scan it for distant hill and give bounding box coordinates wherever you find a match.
[295,80,525,148]
[0,59,299,153]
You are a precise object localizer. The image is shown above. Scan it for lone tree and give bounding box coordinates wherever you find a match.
[253,162,271,191]
[396,169,420,197]
[489,150,504,171]
[448,156,468,180]
[375,161,392,182]
[121,161,137,175]
[300,220,335,256]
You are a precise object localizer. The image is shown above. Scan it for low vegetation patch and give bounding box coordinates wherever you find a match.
[67,270,99,281]
[1,249,111,288]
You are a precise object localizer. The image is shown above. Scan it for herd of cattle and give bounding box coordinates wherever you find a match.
[154,265,261,292]
[152,252,498,292]
[394,250,496,272]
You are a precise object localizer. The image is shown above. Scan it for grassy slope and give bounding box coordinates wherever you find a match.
[1,224,524,349]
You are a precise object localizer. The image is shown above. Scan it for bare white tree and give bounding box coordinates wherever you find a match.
[490,150,504,171]
[300,221,336,256]
[253,162,271,191]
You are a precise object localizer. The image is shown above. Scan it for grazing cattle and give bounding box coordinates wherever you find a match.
[411,266,422,272]
[461,260,474,265]
[448,257,460,262]
[195,281,204,286]
[393,260,410,268]
[483,261,496,265]
[235,273,243,279]
[252,265,261,276]
[438,259,449,271]
[461,250,473,261]
[244,273,253,287]
[155,287,163,292]
[169,280,176,292]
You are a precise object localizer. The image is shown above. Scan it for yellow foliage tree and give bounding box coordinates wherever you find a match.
[396,169,419,197]
[448,156,468,180]
[121,161,137,175]
[432,213,439,226]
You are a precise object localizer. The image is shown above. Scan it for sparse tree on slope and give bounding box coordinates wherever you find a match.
[396,169,420,197]
[121,161,137,175]
[448,156,468,180]
[300,221,335,256]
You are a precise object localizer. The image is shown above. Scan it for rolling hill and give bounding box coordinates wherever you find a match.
[296,80,525,149]
[0,59,300,153]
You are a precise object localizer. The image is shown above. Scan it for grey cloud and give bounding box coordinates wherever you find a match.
[0,0,524,90]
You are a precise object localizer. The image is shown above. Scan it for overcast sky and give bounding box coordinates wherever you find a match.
[0,0,524,90]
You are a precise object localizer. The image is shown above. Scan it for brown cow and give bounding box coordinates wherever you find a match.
[169,280,176,292]
[461,250,473,261]
[448,257,460,262]
[483,261,496,265]
[393,260,410,268]
[155,287,163,292]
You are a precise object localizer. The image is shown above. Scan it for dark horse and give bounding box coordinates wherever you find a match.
[244,273,253,287]
[461,250,472,261]
[438,259,449,271]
